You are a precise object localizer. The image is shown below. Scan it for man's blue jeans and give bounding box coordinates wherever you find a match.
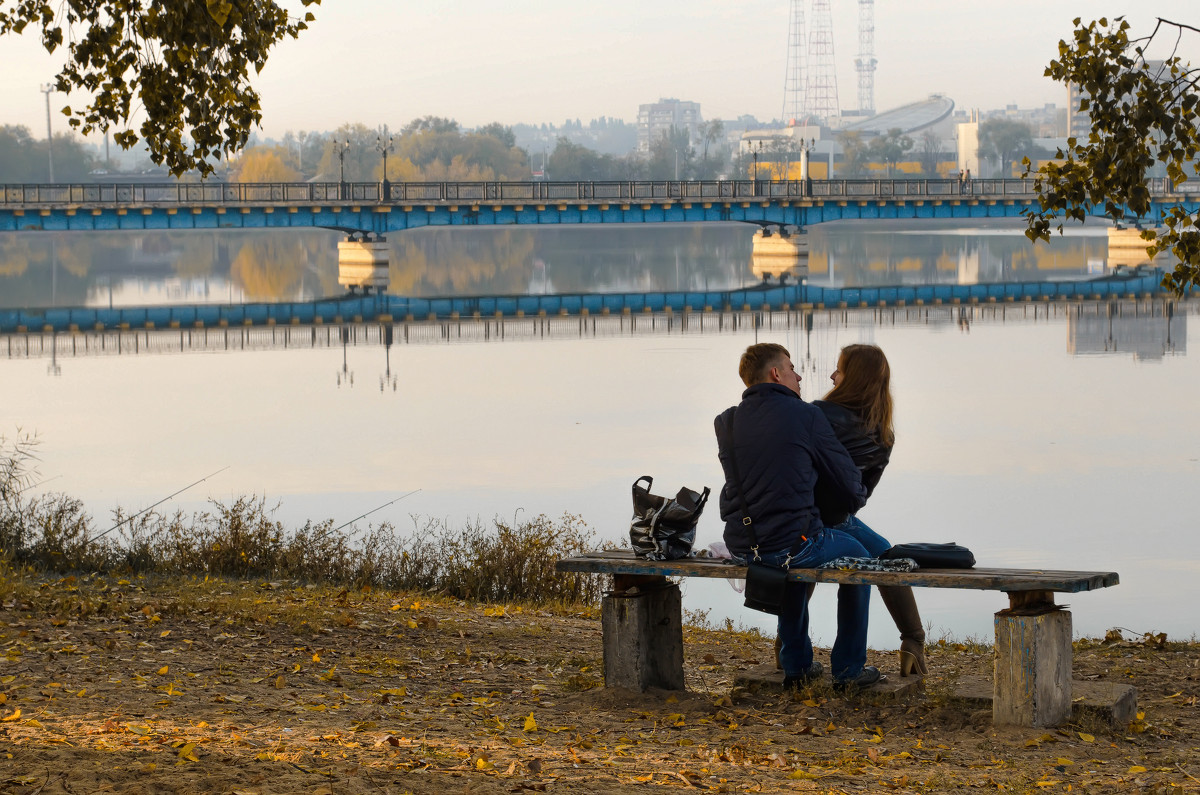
[760,527,871,681]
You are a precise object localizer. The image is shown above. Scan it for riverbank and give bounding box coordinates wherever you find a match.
[0,570,1194,793]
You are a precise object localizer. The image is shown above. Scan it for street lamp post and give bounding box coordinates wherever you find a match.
[376,135,394,200]
[40,84,55,182]
[337,139,349,200]
[752,141,763,196]
[799,138,815,196]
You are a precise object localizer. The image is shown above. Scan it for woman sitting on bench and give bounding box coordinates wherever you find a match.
[814,343,928,678]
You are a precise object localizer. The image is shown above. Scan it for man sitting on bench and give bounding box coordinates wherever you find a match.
[715,342,882,691]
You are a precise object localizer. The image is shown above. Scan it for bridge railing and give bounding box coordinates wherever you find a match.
[2,178,1186,207]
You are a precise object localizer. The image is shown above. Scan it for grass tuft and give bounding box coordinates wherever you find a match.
[0,434,608,606]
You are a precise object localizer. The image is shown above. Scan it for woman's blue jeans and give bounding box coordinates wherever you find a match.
[832,515,891,557]
[759,526,871,681]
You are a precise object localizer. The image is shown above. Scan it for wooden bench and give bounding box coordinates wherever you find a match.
[556,550,1129,728]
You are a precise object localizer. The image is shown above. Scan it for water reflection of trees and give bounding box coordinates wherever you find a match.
[0,222,1124,308]
[390,226,753,296]
[0,230,341,307]
[813,223,1109,286]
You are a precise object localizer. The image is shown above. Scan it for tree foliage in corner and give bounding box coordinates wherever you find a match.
[0,0,321,176]
[1024,16,1200,292]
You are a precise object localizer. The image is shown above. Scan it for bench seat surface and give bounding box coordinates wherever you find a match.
[557,550,1118,593]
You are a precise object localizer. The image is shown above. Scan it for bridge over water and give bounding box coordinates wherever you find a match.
[2,178,1195,235]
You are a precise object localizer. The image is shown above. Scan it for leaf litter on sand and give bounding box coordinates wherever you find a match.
[0,571,1198,792]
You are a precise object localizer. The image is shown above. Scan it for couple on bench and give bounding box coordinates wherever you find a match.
[714,342,925,691]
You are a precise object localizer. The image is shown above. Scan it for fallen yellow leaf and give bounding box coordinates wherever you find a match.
[160,630,171,638]
[275,675,285,689]
[312,652,321,663]
[1078,732,1095,743]
[1128,766,1148,774]
[524,713,538,732]
[1,709,21,722]
[157,666,168,675]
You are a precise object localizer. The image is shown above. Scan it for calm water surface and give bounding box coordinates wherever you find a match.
[1,221,1194,649]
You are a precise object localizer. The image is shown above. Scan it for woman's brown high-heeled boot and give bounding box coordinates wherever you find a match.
[878,585,927,677]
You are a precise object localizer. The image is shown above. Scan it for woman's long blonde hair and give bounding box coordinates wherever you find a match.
[823,343,895,447]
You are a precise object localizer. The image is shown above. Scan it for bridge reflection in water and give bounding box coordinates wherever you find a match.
[0,266,1174,334]
[4,297,1189,365]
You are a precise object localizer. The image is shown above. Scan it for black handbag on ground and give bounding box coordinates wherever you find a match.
[880,542,975,569]
[629,476,710,560]
[722,411,807,616]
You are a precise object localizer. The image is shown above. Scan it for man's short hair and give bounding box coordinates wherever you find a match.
[739,342,791,387]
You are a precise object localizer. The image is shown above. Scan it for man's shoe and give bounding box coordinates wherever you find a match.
[782,661,824,688]
[832,665,883,693]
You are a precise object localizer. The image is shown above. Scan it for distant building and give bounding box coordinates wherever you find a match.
[956,109,981,178]
[636,98,703,154]
[1066,82,1090,140]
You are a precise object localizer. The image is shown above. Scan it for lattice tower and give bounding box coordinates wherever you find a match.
[805,0,840,122]
[855,0,877,114]
[782,0,807,124]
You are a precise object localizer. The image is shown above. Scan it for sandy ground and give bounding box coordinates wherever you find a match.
[1,572,1197,793]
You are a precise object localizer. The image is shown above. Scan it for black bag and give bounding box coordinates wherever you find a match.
[743,559,789,615]
[880,542,975,569]
[629,476,710,560]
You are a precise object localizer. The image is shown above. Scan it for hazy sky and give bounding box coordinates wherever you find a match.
[1,1,1197,143]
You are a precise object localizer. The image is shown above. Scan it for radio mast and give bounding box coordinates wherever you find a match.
[805,0,839,122]
[782,0,806,124]
[856,0,877,114]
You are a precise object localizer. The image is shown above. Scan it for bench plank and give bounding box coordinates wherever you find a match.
[556,550,1118,594]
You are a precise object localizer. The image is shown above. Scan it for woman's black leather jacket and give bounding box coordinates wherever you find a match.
[812,399,892,526]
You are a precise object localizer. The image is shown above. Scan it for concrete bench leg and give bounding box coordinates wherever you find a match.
[601,575,684,691]
[993,591,1072,727]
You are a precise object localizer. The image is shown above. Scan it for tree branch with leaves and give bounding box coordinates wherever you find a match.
[0,0,321,176]
[1024,16,1200,292]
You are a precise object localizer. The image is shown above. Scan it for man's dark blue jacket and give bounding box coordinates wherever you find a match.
[714,383,867,557]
